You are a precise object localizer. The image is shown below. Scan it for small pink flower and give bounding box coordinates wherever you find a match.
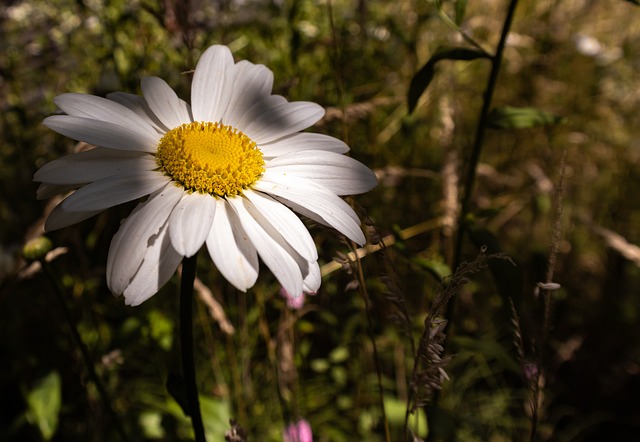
[283,419,313,442]
[279,287,316,310]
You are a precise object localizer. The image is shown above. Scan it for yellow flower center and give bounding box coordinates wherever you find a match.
[156,121,265,197]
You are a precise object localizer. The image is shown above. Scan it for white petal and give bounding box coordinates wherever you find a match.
[241,101,325,144]
[303,260,321,293]
[227,197,303,296]
[206,198,259,291]
[58,171,169,212]
[168,192,217,257]
[141,77,192,129]
[233,95,287,130]
[283,246,321,294]
[54,93,158,137]
[34,148,155,185]
[254,175,366,245]
[222,60,274,128]
[243,189,317,261]
[260,133,350,157]
[45,205,102,231]
[107,92,169,132]
[265,150,377,195]
[191,45,234,122]
[122,223,183,306]
[37,183,78,200]
[44,115,160,153]
[107,184,183,295]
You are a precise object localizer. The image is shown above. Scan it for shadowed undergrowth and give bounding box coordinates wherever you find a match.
[1,0,640,441]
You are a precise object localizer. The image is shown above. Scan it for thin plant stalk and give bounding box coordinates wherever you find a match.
[352,243,391,442]
[180,253,206,442]
[255,289,289,425]
[530,147,567,442]
[39,259,129,442]
[226,329,248,425]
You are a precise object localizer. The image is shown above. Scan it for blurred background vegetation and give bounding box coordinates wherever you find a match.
[1,0,640,440]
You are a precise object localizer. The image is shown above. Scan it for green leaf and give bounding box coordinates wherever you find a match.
[329,346,349,363]
[147,309,174,351]
[383,397,427,438]
[310,358,330,373]
[25,371,61,440]
[200,396,232,441]
[163,387,231,442]
[139,411,165,439]
[413,256,451,281]
[487,106,563,129]
[408,47,490,113]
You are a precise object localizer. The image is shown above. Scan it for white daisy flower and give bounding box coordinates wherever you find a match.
[35,45,377,306]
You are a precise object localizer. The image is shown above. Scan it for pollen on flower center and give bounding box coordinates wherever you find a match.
[156,121,265,197]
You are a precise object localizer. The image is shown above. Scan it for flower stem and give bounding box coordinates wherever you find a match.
[180,253,206,442]
[39,259,129,442]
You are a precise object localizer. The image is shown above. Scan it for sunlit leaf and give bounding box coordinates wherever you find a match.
[384,397,427,438]
[487,106,563,129]
[148,309,174,351]
[329,346,349,363]
[25,371,61,440]
[200,396,232,441]
[310,358,330,373]
[163,384,231,441]
[413,257,451,280]
[408,47,490,113]
[139,411,165,439]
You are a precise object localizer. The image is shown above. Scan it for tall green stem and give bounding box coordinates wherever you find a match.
[453,0,520,272]
[180,253,206,442]
[431,2,520,439]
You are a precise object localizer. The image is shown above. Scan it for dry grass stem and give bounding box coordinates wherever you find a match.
[192,276,236,335]
[177,265,235,335]
[408,250,512,415]
[319,96,402,125]
[322,218,443,276]
[589,223,640,267]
